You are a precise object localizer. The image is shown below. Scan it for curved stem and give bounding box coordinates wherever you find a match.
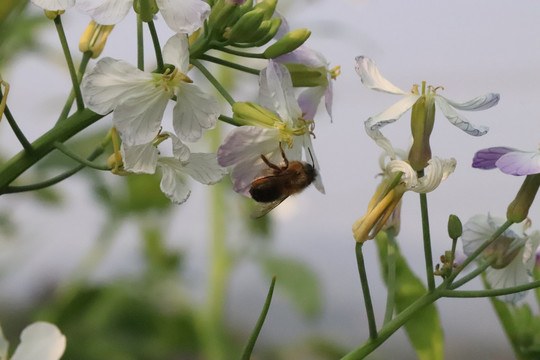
[449,257,494,290]
[199,54,260,75]
[191,59,235,106]
[137,15,144,71]
[240,276,276,360]
[147,20,164,72]
[418,175,435,291]
[355,242,377,340]
[1,97,32,152]
[57,51,92,123]
[383,228,397,324]
[441,279,540,298]
[218,114,241,127]
[215,45,265,59]
[54,16,84,111]
[53,141,110,170]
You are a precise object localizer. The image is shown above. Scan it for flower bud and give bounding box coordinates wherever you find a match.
[232,101,281,128]
[283,63,328,88]
[227,8,266,42]
[79,21,115,59]
[252,17,282,46]
[253,0,277,20]
[408,94,435,171]
[209,0,243,33]
[447,214,463,240]
[507,173,540,223]
[133,0,158,22]
[263,28,311,59]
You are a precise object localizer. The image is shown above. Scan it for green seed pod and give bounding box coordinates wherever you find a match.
[507,173,540,223]
[263,28,311,59]
[447,214,463,240]
[408,94,435,171]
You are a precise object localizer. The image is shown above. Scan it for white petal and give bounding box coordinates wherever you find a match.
[297,87,325,121]
[444,93,500,111]
[76,0,132,25]
[158,158,191,204]
[113,87,170,145]
[274,11,290,39]
[364,126,397,157]
[162,34,190,73]
[11,322,66,360]
[523,231,540,275]
[434,96,489,136]
[354,56,408,95]
[173,83,219,142]
[274,46,327,68]
[300,134,325,194]
[162,132,190,162]
[182,153,228,185]
[386,160,417,189]
[412,157,456,193]
[259,61,302,124]
[364,93,420,131]
[0,324,8,360]
[156,0,210,34]
[495,150,540,176]
[121,142,159,174]
[461,214,495,257]
[324,80,334,121]
[30,0,74,10]
[485,253,530,303]
[82,57,154,115]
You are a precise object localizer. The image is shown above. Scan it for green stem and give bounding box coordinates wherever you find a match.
[54,16,84,111]
[418,171,435,291]
[191,59,235,106]
[240,276,276,360]
[2,99,32,152]
[147,20,164,72]
[441,279,540,297]
[355,242,377,340]
[215,45,265,59]
[57,51,92,123]
[341,291,441,360]
[218,115,241,127]
[383,228,397,324]
[0,109,104,194]
[449,257,494,290]
[137,15,144,71]
[200,54,260,75]
[53,141,110,170]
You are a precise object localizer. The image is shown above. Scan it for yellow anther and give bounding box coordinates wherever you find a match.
[411,84,419,94]
[330,65,341,80]
[110,126,123,174]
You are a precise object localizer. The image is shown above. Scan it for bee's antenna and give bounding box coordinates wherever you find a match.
[307,147,315,166]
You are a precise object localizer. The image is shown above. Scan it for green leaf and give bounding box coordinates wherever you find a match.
[260,255,322,318]
[375,231,444,360]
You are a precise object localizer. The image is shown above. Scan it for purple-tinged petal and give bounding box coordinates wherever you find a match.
[324,80,333,122]
[354,56,408,95]
[496,150,540,176]
[444,93,500,111]
[297,87,325,121]
[274,46,326,68]
[434,96,488,136]
[472,147,517,170]
[259,61,302,123]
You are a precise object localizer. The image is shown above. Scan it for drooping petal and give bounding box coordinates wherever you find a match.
[121,142,159,174]
[82,57,154,115]
[157,158,191,204]
[162,132,190,162]
[434,96,489,136]
[173,83,219,142]
[485,253,530,303]
[182,153,227,185]
[444,93,500,111]
[364,93,420,131]
[113,87,170,145]
[354,56,408,95]
[259,61,302,124]
[30,0,74,10]
[274,11,290,39]
[11,322,66,360]
[297,86,325,121]
[76,0,132,25]
[496,150,540,176]
[413,157,456,193]
[156,0,210,34]
[162,34,190,74]
[524,231,540,275]
[472,147,517,170]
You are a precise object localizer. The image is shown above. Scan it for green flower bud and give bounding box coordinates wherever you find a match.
[263,28,311,59]
[253,0,277,20]
[232,102,281,127]
[134,0,158,22]
[447,214,463,240]
[228,8,266,42]
[507,173,540,223]
[208,0,243,33]
[283,63,328,88]
[408,94,435,171]
[252,17,282,46]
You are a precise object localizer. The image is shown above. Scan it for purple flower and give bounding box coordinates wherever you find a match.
[473,147,540,176]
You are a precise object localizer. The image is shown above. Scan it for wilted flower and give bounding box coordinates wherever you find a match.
[0,322,66,360]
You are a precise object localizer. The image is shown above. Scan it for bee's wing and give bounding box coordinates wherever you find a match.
[250,195,289,219]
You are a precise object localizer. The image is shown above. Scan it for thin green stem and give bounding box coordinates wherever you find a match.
[441,279,540,298]
[147,20,164,72]
[191,59,235,106]
[54,16,84,111]
[383,228,397,324]
[137,15,144,71]
[0,109,104,194]
[1,99,32,152]
[53,141,110,170]
[218,115,241,127]
[57,51,92,123]
[200,54,260,75]
[449,257,494,290]
[215,45,266,59]
[240,276,276,360]
[418,170,435,291]
[355,242,377,340]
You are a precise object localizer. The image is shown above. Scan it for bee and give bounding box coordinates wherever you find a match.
[249,143,317,218]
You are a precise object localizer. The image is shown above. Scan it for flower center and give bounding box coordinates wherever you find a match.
[330,65,341,80]
[158,68,193,97]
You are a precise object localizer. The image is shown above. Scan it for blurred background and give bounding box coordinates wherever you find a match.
[1,0,540,359]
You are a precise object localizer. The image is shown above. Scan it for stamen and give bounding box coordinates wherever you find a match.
[330,65,341,80]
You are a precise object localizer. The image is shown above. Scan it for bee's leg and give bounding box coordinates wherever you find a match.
[260,154,281,171]
[278,142,289,168]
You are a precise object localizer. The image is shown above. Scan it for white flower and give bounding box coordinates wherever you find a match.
[0,322,66,360]
[82,33,219,146]
[76,0,210,34]
[386,156,456,193]
[30,0,75,11]
[121,132,227,204]
[354,56,499,151]
[217,61,324,196]
[461,214,540,303]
